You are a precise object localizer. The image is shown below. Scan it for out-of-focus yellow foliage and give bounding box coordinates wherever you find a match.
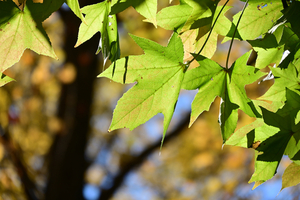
[58,63,77,84]
[0,12,65,199]
[0,1,297,200]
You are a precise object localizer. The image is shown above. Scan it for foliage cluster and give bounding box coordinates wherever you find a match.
[1,0,300,192]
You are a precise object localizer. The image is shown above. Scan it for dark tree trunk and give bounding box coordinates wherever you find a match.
[45,1,101,199]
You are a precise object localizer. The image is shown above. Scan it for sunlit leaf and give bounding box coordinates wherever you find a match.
[232,0,283,40]
[156,2,193,31]
[0,0,61,74]
[75,1,120,65]
[65,0,86,24]
[99,33,185,141]
[249,32,284,69]
[182,51,265,141]
[75,1,108,47]
[111,0,157,26]
[281,162,300,191]
[281,1,300,38]
[258,62,300,110]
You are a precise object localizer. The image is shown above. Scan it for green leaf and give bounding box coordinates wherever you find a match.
[258,63,300,110]
[232,0,283,40]
[182,5,232,59]
[244,94,300,185]
[182,51,265,141]
[25,0,65,22]
[213,6,232,36]
[219,93,239,142]
[75,1,120,65]
[0,73,15,87]
[97,14,120,66]
[99,33,185,141]
[277,89,300,125]
[75,1,108,47]
[182,55,225,126]
[111,0,157,26]
[248,32,284,69]
[156,2,193,31]
[156,0,217,32]
[281,162,300,191]
[0,0,59,74]
[225,119,264,147]
[281,1,300,38]
[180,0,214,33]
[249,107,292,184]
[65,0,86,24]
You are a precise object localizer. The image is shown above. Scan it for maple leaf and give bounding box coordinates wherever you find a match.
[182,51,265,141]
[227,89,300,186]
[281,1,300,39]
[0,0,61,74]
[75,1,120,66]
[75,1,108,47]
[156,2,193,31]
[99,33,185,142]
[111,0,157,27]
[223,0,283,42]
[248,105,300,186]
[0,0,84,73]
[179,5,231,59]
[281,162,300,191]
[248,32,284,69]
[258,62,300,110]
[157,2,231,59]
[156,0,214,32]
[65,0,86,24]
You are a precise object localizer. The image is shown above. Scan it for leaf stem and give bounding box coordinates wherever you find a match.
[225,0,249,70]
[187,0,230,65]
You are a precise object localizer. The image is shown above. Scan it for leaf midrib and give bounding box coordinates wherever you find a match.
[112,65,183,126]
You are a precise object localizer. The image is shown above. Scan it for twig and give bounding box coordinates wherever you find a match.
[187,0,230,65]
[225,0,249,69]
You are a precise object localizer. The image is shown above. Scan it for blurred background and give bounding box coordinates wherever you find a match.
[0,0,300,200]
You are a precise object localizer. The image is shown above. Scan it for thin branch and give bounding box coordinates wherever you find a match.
[187,0,230,65]
[225,0,249,69]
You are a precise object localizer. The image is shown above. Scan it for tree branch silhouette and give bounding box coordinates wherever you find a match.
[98,113,190,200]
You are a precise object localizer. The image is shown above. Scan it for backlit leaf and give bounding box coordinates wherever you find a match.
[258,62,300,110]
[182,51,265,141]
[232,0,283,40]
[75,1,120,65]
[0,0,60,74]
[65,0,86,24]
[281,162,300,191]
[111,0,157,26]
[99,33,185,141]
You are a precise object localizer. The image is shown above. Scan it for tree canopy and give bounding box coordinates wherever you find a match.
[1,0,300,199]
